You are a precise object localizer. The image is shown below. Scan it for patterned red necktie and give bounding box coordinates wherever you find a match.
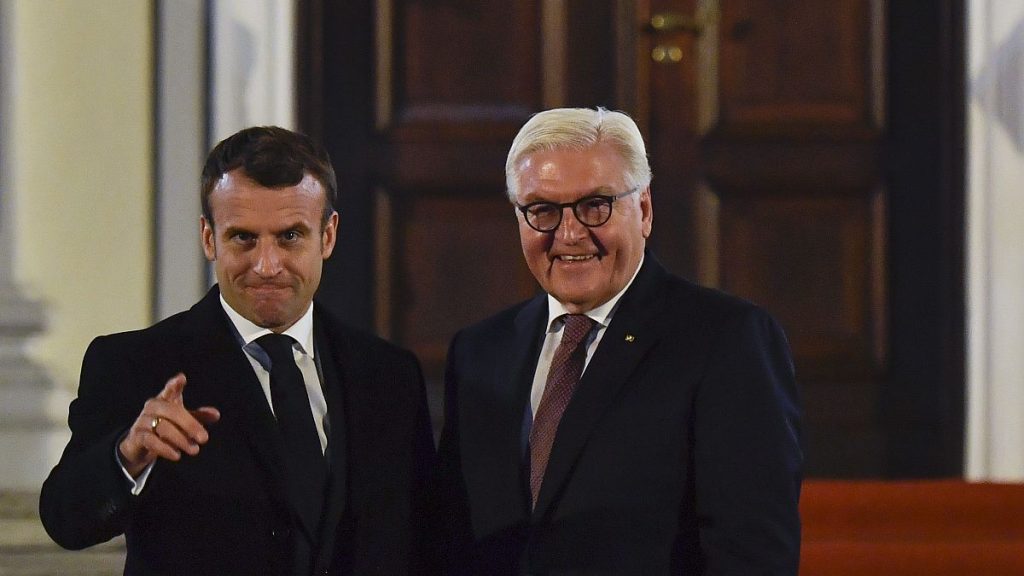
[529,314,595,508]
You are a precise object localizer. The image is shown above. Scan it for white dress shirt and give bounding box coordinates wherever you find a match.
[224,297,330,453]
[528,255,644,418]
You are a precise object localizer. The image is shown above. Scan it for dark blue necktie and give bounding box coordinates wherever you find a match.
[257,333,327,536]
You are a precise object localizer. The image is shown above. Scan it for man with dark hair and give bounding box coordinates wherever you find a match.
[41,126,436,575]
[199,126,338,228]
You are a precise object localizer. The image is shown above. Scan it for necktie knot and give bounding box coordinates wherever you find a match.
[257,333,296,368]
[560,314,594,348]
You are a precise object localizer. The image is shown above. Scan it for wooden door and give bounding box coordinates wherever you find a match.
[299,0,964,477]
[632,0,888,476]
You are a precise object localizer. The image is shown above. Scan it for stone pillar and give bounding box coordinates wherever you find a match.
[967,0,1024,481]
[0,293,70,493]
[0,1,71,499]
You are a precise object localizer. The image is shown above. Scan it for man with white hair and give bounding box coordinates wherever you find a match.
[435,107,802,574]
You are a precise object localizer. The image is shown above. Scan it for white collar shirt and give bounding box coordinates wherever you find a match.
[221,295,329,453]
[529,255,645,417]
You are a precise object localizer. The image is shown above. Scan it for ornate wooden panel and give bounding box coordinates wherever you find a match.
[397,1,540,115]
[379,193,535,374]
[633,0,890,475]
[377,0,543,188]
[303,0,965,477]
[717,0,883,134]
[372,0,552,393]
[715,190,886,381]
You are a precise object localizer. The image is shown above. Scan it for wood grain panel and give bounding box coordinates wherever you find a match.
[716,0,881,134]
[702,141,880,191]
[715,190,886,381]
[380,192,536,375]
[386,0,542,131]
[302,0,964,477]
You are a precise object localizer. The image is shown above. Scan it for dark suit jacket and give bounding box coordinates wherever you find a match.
[40,286,436,575]
[435,254,802,575]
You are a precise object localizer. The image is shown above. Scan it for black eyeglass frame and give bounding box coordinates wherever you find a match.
[515,186,641,233]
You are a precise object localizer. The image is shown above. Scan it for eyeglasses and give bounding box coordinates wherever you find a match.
[515,187,640,233]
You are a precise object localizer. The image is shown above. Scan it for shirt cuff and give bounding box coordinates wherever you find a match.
[114,438,155,496]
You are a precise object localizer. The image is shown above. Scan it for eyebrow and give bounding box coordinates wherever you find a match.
[221,221,313,237]
[278,221,313,234]
[523,186,619,203]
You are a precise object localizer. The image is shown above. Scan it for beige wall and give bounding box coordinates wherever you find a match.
[9,0,153,390]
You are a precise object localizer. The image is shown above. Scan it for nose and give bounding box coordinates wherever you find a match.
[556,205,587,243]
[253,240,284,277]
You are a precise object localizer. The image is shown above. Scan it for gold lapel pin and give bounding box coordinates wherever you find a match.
[624,334,636,343]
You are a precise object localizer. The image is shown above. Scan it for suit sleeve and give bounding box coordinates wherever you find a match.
[694,306,802,575]
[429,330,476,575]
[39,335,144,549]
[406,349,442,576]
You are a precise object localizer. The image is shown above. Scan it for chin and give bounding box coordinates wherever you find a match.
[248,307,289,329]
[549,290,595,310]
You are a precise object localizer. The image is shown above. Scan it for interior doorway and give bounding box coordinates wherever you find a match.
[298,0,964,478]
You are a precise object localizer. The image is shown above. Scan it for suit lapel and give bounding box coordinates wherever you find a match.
[179,288,290,510]
[313,313,349,563]
[180,286,290,498]
[509,296,549,450]
[532,257,670,517]
[493,296,548,515]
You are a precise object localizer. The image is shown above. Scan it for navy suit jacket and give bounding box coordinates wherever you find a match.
[435,254,802,575]
[41,286,436,575]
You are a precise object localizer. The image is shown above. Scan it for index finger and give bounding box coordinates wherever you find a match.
[158,372,187,403]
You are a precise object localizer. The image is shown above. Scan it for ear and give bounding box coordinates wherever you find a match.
[640,187,653,238]
[320,211,339,259]
[200,216,216,261]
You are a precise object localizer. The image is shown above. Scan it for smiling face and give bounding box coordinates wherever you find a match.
[514,143,653,313]
[201,168,338,332]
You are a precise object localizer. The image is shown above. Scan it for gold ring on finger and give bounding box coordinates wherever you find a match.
[150,416,161,432]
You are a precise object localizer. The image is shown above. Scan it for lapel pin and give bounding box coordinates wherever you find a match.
[624,334,635,343]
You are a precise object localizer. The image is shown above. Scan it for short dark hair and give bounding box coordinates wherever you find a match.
[201,126,338,227]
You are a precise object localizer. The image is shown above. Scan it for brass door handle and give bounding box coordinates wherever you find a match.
[652,45,684,64]
[649,12,705,35]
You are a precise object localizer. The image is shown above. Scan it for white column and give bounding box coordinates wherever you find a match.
[155,0,209,320]
[966,0,1024,481]
[157,0,298,320]
[209,0,296,141]
[0,0,72,494]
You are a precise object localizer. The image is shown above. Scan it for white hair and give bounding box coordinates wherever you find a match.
[505,107,652,201]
